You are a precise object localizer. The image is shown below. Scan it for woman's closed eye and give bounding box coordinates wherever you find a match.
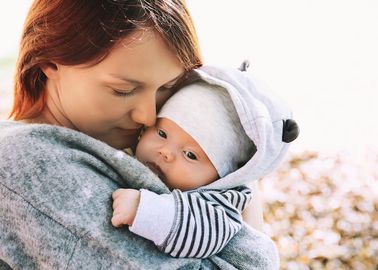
[113,83,174,98]
[112,87,137,97]
[184,150,197,160]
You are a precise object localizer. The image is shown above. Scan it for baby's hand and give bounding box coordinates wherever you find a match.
[111,188,141,227]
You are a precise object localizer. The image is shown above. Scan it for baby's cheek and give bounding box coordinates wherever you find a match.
[135,136,150,161]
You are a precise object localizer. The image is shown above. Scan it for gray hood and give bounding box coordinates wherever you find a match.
[192,65,299,190]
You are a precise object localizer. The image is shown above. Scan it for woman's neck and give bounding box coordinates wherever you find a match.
[22,81,77,130]
[22,105,69,127]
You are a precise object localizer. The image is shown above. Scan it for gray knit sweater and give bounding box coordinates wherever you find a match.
[0,121,279,269]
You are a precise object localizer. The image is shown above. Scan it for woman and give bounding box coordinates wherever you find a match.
[0,0,278,269]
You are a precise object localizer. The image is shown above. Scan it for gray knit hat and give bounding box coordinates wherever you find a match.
[158,82,255,178]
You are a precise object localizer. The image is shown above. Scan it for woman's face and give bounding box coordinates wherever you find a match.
[43,30,185,149]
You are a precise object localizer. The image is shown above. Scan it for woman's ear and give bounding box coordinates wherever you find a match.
[41,63,59,79]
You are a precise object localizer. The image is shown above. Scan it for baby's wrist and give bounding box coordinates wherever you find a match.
[127,189,141,225]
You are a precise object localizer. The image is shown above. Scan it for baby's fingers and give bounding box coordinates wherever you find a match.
[112,198,120,210]
[111,213,125,227]
[112,189,124,200]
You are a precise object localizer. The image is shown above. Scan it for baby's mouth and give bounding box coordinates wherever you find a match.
[146,162,166,181]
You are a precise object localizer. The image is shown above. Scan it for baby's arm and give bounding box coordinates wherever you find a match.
[111,188,177,247]
[114,186,252,258]
[161,186,252,258]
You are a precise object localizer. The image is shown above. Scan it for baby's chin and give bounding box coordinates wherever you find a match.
[164,180,200,192]
[156,173,175,191]
[149,171,180,191]
[159,177,176,191]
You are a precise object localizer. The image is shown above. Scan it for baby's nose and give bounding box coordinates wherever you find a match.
[159,147,175,162]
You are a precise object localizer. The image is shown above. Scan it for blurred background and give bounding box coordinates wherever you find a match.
[1,1,377,269]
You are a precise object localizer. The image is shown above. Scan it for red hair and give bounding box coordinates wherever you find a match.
[10,0,202,120]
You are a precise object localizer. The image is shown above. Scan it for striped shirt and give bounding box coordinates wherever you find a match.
[158,186,251,258]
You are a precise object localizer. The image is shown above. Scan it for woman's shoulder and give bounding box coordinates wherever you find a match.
[0,120,49,149]
[0,120,71,139]
[0,120,105,150]
[0,120,120,175]
[1,120,81,136]
[0,120,24,132]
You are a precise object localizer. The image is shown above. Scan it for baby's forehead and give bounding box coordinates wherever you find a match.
[157,117,205,151]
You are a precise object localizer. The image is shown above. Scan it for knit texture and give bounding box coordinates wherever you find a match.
[0,121,279,270]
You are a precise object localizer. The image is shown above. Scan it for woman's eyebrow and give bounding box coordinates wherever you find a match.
[109,74,143,85]
[108,73,185,86]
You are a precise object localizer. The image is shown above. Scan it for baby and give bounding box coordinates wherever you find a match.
[112,67,299,258]
[136,82,255,191]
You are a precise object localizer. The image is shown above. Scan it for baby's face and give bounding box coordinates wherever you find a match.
[135,118,218,191]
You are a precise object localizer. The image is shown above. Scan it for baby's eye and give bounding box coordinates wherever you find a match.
[158,129,167,139]
[184,151,197,160]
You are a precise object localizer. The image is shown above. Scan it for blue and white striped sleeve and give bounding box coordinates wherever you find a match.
[159,186,252,258]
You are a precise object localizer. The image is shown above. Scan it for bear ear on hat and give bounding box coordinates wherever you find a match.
[238,60,250,72]
[282,119,299,143]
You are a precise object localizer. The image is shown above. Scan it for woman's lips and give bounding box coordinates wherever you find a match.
[117,127,142,135]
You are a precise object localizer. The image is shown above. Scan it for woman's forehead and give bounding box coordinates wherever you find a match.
[98,29,184,85]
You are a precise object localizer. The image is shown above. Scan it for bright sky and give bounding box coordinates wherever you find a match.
[1,1,377,153]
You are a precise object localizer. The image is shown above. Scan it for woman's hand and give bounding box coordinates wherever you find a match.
[111,188,141,227]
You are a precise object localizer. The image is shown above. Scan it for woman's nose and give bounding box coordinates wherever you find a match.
[131,93,157,127]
